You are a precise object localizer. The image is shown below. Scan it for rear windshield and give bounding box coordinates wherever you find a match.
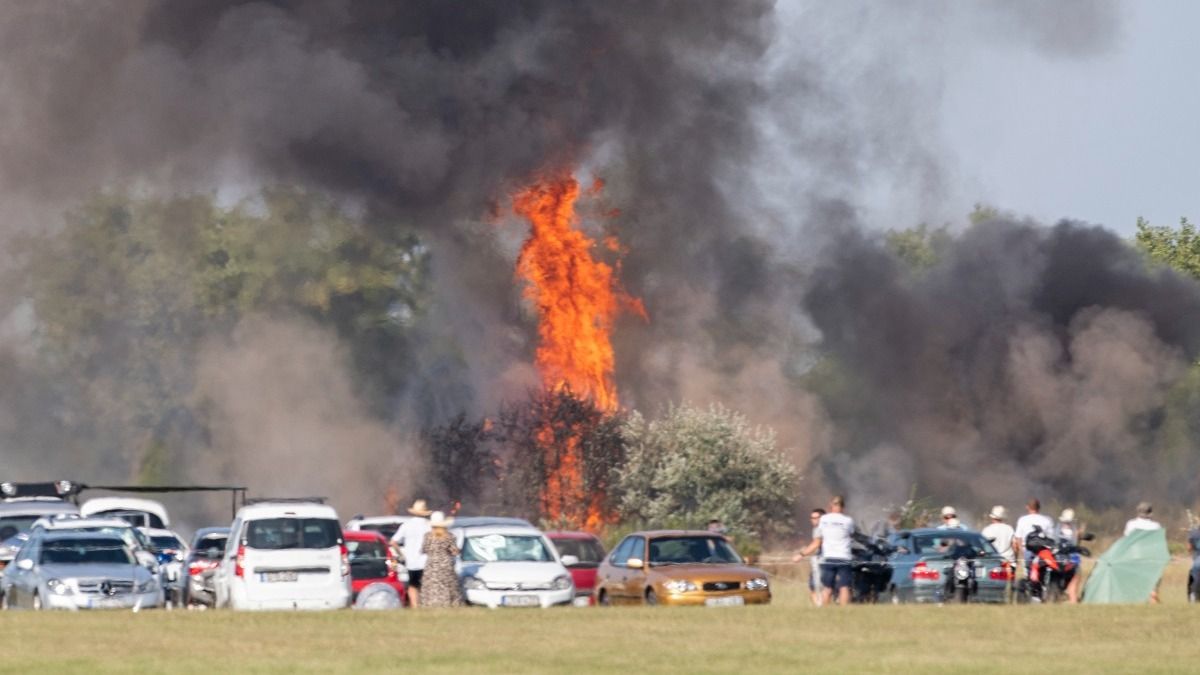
[462,534,553,563]
[911,533,996,557]
[347,539,389,580]
[41,539,134,565]
[552,538,605,565]
[648,537,742,565]
[150,535,184,552]
[192,535,227,559]
[0,516,39,541]
[245,518,341,550]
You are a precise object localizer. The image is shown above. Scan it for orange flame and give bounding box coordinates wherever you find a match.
[513,169,643,530]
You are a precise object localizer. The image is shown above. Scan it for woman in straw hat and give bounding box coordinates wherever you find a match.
[420,511,463,608]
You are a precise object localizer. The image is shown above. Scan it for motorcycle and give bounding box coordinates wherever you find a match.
[1018,526,1093,603]
[850,533,894,603]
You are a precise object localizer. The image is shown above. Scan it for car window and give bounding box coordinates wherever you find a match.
[150,535,184,552]
[245,518,341,550]
[609,537,634,565]
[461,534,553,563]
[648,536,741,565]
[192,535,227,559]
[552,538,605,565]
[912,533,996,557]
[347,539,389,580]
[41,539,133,565]
[0,515,41,540]
[359,523,401,540]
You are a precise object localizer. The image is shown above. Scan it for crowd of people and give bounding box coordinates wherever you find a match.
[793,495,1166,606]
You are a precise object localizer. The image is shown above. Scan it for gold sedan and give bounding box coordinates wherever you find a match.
[595,530,771,606]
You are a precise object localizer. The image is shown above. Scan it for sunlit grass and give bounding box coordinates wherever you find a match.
[1,559,1194,674]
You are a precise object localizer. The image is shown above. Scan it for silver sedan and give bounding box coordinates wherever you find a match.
[1,532,162,610]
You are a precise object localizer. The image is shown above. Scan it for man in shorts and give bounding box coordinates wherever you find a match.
[794,496,856,606]
[802,508,825,606]
[391,499,433,607]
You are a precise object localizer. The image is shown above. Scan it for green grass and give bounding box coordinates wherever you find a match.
[2,561,1196,674]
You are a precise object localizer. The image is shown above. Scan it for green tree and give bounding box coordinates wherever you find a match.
[884,223,950,271]
[1135,216,1200,279]
[617,403,799,542]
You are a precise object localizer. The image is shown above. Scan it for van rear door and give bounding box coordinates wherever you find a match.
[240,517,346,602]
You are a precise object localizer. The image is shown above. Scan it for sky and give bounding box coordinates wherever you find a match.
[939,0,1199,234]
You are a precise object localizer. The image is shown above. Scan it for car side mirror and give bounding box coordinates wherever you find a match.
[561,555,579,567]
[16,558,33,571]
[626,557,644,569]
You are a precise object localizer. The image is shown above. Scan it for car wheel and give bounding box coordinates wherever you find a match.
[32,592,42,611]
[645,589,658,606]
[597,590,611,606]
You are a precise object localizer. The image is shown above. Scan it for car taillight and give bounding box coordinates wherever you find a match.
[989,565,1013,581]
[386,557,398,581]
[188,560,216,576]
[911,561,940,581]
[340,544,350,577]
[234,544,246,578]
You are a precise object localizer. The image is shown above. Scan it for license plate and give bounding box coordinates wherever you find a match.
[88,598,124,609]
[261,571,298,583]
[572,596,592,607]
[705,596,745,607]
[501,594,539,607]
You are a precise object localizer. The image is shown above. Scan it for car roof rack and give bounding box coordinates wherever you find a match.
[243,497,327,505]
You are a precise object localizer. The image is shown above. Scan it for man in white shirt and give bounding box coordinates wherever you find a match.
[937,505,963,530]
[1123,502,1163,603]
[794,495,856,606]
[980,505,1015,563]
[390,499,433,607]
[1013,498,1055,575]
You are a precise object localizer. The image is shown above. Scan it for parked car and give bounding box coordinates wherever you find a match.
[80,497,170,529]
[0,497,79,553]
[344,515,410,541]
[453,524,575,608]
[885,528,1009,604]
[28,515,160,569]
[140,527,189,607]
[344,530,406,604]
[183,527,229,608]
[1,532,163,610]
[546,531,606,606]
[214,500,351,610]
[595,530,771,607]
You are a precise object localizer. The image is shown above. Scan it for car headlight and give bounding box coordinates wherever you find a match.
[745,578,769,591]
[462,576,485,590]
[663,579,698,593]
[135,578,159,594]
[47,578,73,596]
[551,575,572,591]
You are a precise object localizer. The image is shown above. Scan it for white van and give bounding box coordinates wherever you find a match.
[214,501,351,611]
[80,497,170,529]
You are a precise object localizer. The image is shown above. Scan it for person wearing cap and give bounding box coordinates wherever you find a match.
[1124,502,1163,603]
[419,511,463,608]
[1057,508,1084,603]
[391,499,434,607]
[980,506,1015,564]
[937,505,963,530]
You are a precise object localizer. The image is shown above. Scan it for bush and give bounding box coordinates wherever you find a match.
[617,403,800,543]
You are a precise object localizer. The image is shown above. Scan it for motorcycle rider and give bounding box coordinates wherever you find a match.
[1056,508,1083,603]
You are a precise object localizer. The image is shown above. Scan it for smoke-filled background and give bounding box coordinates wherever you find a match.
[0,0,1196,529]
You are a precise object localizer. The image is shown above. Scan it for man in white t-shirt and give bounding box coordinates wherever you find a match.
[794,495,856,606]
[390,499,433,607]
[980,505,1015,563]
[1013,498,1055,575]
[1123,502,1163,603]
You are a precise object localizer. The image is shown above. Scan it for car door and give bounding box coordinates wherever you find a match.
[601,537,634,604]
[7,538,38,608]
[620,536,648,603]
[214,518,242,608]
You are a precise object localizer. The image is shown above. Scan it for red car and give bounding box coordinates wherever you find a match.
[546,531,606,606]
[344,530,406,605]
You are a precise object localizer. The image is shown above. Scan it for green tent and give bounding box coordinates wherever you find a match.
[1082,528,1170,604]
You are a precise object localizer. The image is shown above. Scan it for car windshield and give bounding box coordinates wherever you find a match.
[69,526,140,550]
[359,523,401,540]
[648,537,742,565]
[911,533,997,557]
[245,518,341,550]
[551,538,605,565]
[347,539,389,580]
[40,538,134,565]
[0,515,40,541]
[192,535,227,559]
[462,534,553,563]
[150,535,183,552]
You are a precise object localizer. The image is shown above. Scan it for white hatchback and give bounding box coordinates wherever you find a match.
[214,501,351,611]
[454,525,575,608]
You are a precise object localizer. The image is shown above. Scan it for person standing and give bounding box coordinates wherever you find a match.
[794,508,825,606]
[1056,508,1084,604]
[419,511,463,608]
[1013,498,1055,575]
[391,499,433,607]
[795,496,855,606]
[980,506,1015,563]
[1124,501,1163,604]
[937,505,963,530]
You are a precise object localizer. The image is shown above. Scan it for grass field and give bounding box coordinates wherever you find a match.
[1,559,1195,674]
